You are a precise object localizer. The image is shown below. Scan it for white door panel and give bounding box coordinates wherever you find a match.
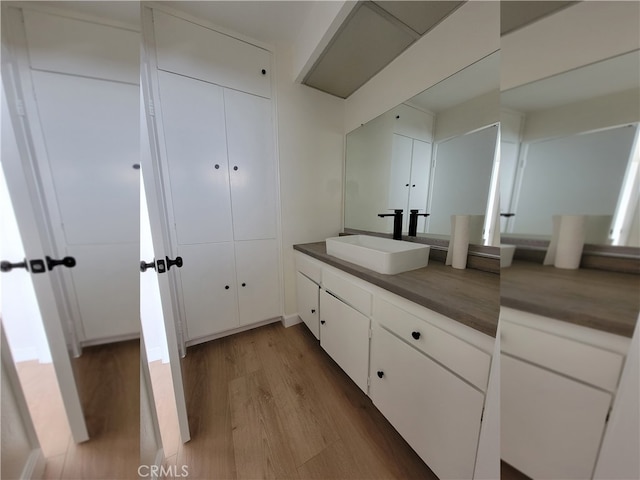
[235,239,280,326]
[319,291,370,393]
[157,71,233,245]
[225,89,277,240]
[370,324,484,480]
[153,10,271,99]
[178,243,239,340]
[23,10,139,84]
[68,244,139,341]
[408,139,432,231]
[501,354,612,479]
[31,71,138,246]
[388,134,412,212]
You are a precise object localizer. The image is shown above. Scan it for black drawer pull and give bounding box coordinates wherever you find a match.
[411,331,421,340]
[377,371,384,378]
[320,320,325,325]
[311,309,316,314]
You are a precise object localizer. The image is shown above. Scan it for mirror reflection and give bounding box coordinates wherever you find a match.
[345,52,500,245]
[500,50,640,246]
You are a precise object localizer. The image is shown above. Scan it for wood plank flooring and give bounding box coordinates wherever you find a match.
[165,322,437,480]
[16,340,139,480]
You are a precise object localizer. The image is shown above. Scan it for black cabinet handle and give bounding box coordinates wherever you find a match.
[233,166,238,171]
[214,164,220,169]
[241,282,246,287]
[311,309,316,314]
[320,320,325,325]
[405,183,409,187]
[411,331,421,340]
[501,213,515,218]
[140,260,156,272]
[46,256,76,271]
[1,259,28,272]
[261,69,267,75]
[225,285,230,290]
[377,371,384,378]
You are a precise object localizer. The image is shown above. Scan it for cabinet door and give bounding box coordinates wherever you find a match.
[235,239,280,326]
[370,324,485,480]
[501,355,612,479]
[408,139,432,232]
[225,89,278,241]
[388,134,413,217]
[178,243,239,340]
[296,272,320,339]
[157,70,233,245]
[319,291,370,393]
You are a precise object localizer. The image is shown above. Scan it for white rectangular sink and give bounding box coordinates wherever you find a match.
[326,235,430,275]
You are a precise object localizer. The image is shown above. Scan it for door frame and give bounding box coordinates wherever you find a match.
[1,21,89,441]
[140,4,190,443]
[1,324,46,479]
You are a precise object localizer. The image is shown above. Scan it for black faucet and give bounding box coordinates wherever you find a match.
[408,210,430,237]
[378,209,403,240]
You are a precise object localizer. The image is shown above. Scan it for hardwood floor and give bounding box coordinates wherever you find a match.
[16,340,139,479]
[165,322,437,480]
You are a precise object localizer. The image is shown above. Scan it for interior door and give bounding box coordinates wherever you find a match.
[388,134,413,220]
[408,139,432,232]
[1,75,89,443]
[1,325,45,480]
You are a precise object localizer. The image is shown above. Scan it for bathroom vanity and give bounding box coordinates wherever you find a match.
[501,260,639,479]
[294,242,499,479]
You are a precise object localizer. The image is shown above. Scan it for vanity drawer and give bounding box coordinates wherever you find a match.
[295,252,322,284]
[376,297,491,391]
[322,268,372,317]
[501,321,624,392]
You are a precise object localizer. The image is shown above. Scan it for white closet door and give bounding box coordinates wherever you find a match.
[157,71,233,245]
[408,139,432,232]
[388,134,413,213]
[235,239,280,326]
[225,89,277,241]
[31,70,139,341]
[178,243,239,340]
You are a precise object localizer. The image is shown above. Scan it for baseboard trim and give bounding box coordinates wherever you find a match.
[21,448,45,480]
[186,316,283,348]
[282,314,302,328]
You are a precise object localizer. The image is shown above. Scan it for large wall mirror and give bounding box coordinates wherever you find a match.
[501,50,640,247]
[344,51,500,246]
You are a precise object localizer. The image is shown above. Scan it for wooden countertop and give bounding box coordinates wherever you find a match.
[501,261,639,338]
[294,242,499,338]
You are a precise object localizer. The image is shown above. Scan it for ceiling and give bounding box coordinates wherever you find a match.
[500,1,577,36]
[501,50,640,112]
[303,1,465,98]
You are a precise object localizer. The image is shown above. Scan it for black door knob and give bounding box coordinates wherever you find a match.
[46,256,76,271]
[320,320,325,325]
[166,256,183,270]
[377,371,384,378]
[140,260,156,272]
[1,259,28,272]
[411,331,421,340]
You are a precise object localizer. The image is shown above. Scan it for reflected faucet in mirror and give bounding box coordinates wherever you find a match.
[409,210,430,237]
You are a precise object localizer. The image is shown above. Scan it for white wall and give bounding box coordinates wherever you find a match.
[433,90,499,142]
[276,47,345,316]
[501,1,640,90]
[521,89,640,143]
[344,0,499,133]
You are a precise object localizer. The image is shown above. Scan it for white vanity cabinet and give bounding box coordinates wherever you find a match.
[294,251,496,478]
[296,272,320,339]
[370,324,485,480]
[500,308,629,479]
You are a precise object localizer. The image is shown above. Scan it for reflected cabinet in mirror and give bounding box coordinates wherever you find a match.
[345,52,500,246]
[501,50,640,247]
